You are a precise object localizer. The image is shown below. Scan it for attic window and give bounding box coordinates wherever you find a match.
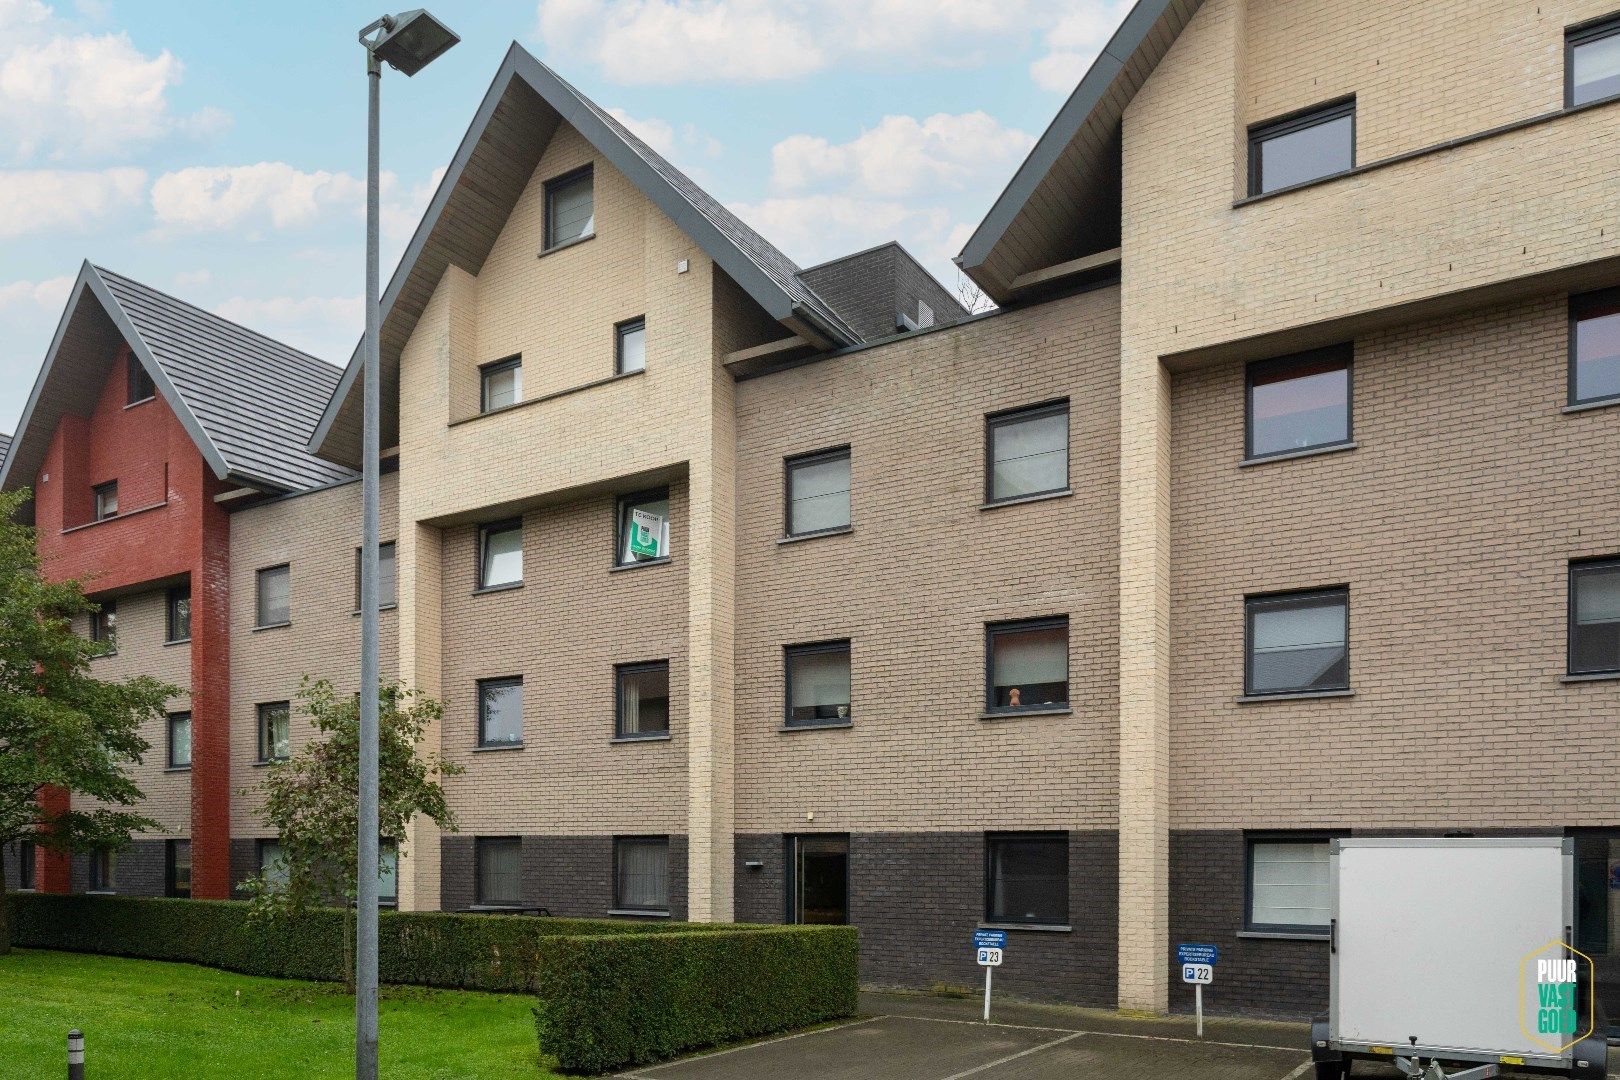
[1247,98,1355,197]
[93,481,118,521]
[128,360,155,405]
[544,166,595,250]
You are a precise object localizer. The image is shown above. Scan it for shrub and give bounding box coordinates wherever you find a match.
[533,925,859,1074]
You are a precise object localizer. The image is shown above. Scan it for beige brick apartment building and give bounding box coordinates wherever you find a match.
[6,0,1620,1020]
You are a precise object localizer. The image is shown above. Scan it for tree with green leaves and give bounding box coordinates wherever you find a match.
[0,487,177,953]
[242,676,461,987]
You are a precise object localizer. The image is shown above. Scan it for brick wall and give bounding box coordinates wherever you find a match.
[439,834,689,919]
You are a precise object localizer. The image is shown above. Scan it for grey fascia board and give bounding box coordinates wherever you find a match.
[0,261,95,491]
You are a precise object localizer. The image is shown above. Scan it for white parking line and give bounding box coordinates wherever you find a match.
[890,1012,1305,1054]
[936,1031,1087,1080]
[616,1015,885,1077]
[1277,1061,1314,1080]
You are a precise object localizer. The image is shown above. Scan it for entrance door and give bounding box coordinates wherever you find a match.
[789,835,849,925]
[1574,832,1620,1034]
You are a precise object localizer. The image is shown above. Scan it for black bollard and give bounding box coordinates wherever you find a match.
[67,1029,83,1080]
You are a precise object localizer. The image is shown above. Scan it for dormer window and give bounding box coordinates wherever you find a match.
[127,359,155,405]
[544,165,595,250]
[480,356,522,413]
[93,481,118,521]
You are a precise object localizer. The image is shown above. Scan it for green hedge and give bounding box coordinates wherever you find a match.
[533,926,859,1074]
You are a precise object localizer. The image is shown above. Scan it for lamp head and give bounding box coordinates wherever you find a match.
[370,9,459,76]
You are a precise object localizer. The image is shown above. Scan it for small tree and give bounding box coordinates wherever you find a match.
[242,676,461,986]
[0,487,175,953]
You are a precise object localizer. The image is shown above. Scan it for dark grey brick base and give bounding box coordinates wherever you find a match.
[68,839,167,897]
[230,838,261,898]
[440,834,688,921]
[735,831,1119,1008]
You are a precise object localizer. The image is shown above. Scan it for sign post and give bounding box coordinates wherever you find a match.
[974,930,1007,1023]
[1176,944,1218,1037]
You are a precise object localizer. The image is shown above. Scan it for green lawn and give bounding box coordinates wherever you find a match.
[0,949,555,1079]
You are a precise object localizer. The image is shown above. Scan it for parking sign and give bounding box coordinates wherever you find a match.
[977,947,1003,967]
[1182,963,1213,985]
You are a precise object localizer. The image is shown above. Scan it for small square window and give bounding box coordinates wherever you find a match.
[1245,588,1350,696]
[257,701,290,762]
[168,711,192,768]
[1568,16,1620,108]
[90,599,117,650]
[17,839,35,890]
[1248,98,1355,196]
[476,837,522,906]
[1246,835,1333,932]
[616,661,670,738]
[166,839,191,898]
[256,564,290,627]
[986,401,1069,504]
[93,481,118,521]
[128,359,155,405]
[785,448,851,537]
[257,839,288,890]
[985,833,1068,925]
[480,356,522,413]
[89,848,117,892]
[986,617,1069,713]
[478,520,523,589]
[1570,557,1620,676]
[784,640,851,726]
[1570,290,1620,408]
[355,541,397,609]
[545,166,595,250]
[616,489,670,565]
[478,677,523,747]
[614,836,670,913]
[616,318,646,375]
[166,585,191,643]
[1246,345,1352,460]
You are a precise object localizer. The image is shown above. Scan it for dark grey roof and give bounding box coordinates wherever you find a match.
[1,262,354,496]
[797,242,969,342]
[309,44,860,467]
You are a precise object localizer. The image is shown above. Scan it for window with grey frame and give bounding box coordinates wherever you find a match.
[1568,14,1620,107]
[544,165,594,250]
[128,358,155,404]
[985,400,1068,504]
[476,836,522,906]
[1570,557,1620,676]
[257,701,290,763]
[1245,834,1334,933]
[480,356,522,413]
[616,488,670,565]
[477,519,523,589]
[784,640,851,726]
[90,599,116,650]
[167,711,192,768]
[1247,98,1355,197]
[478,676,523,747]
[355,540,397,609]
[1244,588,1349,696]
[985,617,1069,714]
[985,832,1068,926]
[166,838,191,898]
[1571,289,1620,408]
[378,840,398,908]
[16,839,35,890]
[166,584,190,642]
[785,447,851,537]
[616,317,646,375]
[256,564,290,627]
[88,848,117,892]
[93,480,118,521]
[613,836,670,913]
[615,660,670,739]
[257,839,288,891]
[1246,345,1352,460]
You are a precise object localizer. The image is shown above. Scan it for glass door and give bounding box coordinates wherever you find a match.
[790,835,849,925]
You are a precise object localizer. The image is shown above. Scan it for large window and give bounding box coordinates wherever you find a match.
[789,835,849,925]
[89,848,117,892]
[166,584,191,643]
[478,520,523,589]
[476,837,522,906]
[1569,15,1620,108]
[616,318,646,375]
[616,661,670,739]
[985,833,1068,926]
[1245,588,1350,696]
[613,837,670,913]
[1571,290,1620,408]
[1246,346,1352,460]
[785,447,851,537]
[544,166,595,250]
[1246,836,1333,933]
[257,840,288,891]
[1571,558,1620,676]
[167,711,192,768]
[128,359,155,404]
[784,641,852,727]
[616,489,670,565]
[1247,98,1355,196]
[90,600,116,650]
[166,839,191,899]
[256,564,290,627]
[257,701,291,763]
[93,480,118,521]
[985,401,1069,504]
[378,841,398,908]
[16,839,35,890]
[478,677,523,747]
[355,541,397,609]
[480,356,522,413]
[986,617,1069,714]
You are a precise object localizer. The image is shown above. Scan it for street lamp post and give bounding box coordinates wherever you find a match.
[354,11,458,1080]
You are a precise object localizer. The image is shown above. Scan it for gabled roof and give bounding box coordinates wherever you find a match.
[0,262,355,496]
[956,0,1205,303]
[310,43,861,467]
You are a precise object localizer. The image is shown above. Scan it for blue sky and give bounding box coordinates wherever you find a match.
[0,0,1134,436]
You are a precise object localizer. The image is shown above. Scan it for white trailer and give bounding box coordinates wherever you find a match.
[1310,837,1607,1079]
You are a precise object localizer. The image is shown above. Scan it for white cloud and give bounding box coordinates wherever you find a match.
[730,193,951,270]
[150,163,364,234]
[0,274,72,311]
[0,166,146,238]
[212,293,361,363]
[608,107,677,158]
[172,268,211,289]
[771,112,1032,198]
[1029,2,1133,92]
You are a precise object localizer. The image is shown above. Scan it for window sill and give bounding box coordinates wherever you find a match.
[352,604,399,616]
[607,908,671,918]
[980,706,1074,720]
[472,742,526,753]
[473,582,523,596]
[90,650,118,659]
[610,556,671,574]
[250,759,286,768]
[537,232,595,259]
[164,765,191,774]
[1239,441,1357,468]
[612,733,672,744]
[124,396,156,410]
[777,526,853,545]
[1234,689,1354,704]
[163,638,191,647]
[1236,930,1330,942]
[85,890,117,897]
[450,369,645,429]
[252,622,291,633]
[779,720,854,733]
[60,499,169,534]
[1561,672,1620,684]
[981,488,1073,511]
[978,922,1072,933]
[1564,395,1620,414]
